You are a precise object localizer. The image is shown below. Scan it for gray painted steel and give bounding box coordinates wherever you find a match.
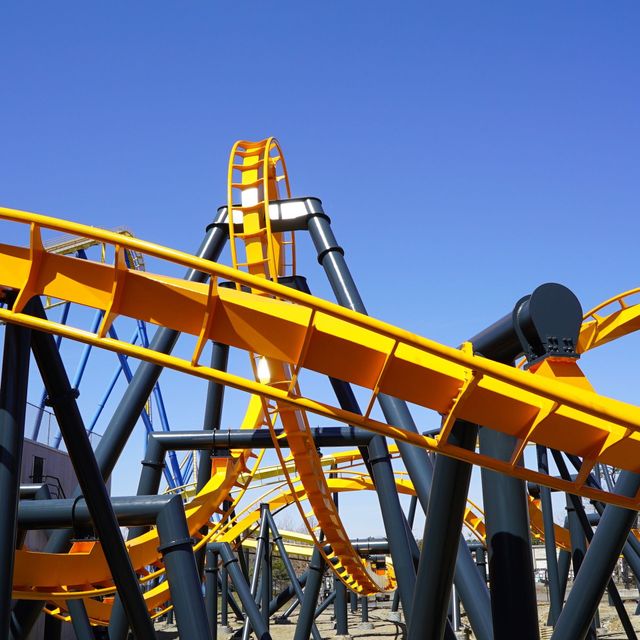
[334,578,348,636]
[211,543,272,640]
[294,546,325,640]
[66,599,95,640]
[409,420,477,640]
[0,317,31,637]
[205,547,219,639]
[156,496,210,640]
[307,207,493,640]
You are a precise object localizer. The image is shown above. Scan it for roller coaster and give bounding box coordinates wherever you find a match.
[1,138,640,640]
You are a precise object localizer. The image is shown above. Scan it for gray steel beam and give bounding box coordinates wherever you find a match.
[66,599,94,640]
[209,543,272,640]
[260,506,272,631]
[552,460,640,640]
[156,495,209,640]
[480,427,539,640]
[408,420,477,640]
[205,547,218,639]
[537,446,562,627]
[242,514,269,640]
[28,300,156,639]
[18,495,172,529]
[197,341,230,492]
[334,579,348,637]
[0,313,31,637]
[294,546,325,640]
[306,206,493,640]
[264,511,321,640]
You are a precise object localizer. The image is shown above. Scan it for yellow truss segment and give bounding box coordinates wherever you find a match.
[4,208,640,510]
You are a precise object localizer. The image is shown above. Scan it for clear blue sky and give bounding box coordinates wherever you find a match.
[2,2,639,537]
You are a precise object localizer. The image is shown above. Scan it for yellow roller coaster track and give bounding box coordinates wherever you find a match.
[227,138,380,594]
[4,208,640,509]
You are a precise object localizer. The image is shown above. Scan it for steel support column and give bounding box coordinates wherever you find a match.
[28,300,156,639]
[294,547,325,640]
[66,599,95,640]
[537,446,562,627]
[408,419,477,640]
[307,208,492,640]
[334,579,348,637]
[156,495,209,640]
[0,312,31,637]
[205,547,219,640]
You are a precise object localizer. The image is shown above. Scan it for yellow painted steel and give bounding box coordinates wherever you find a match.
[228,139,380,594]
[3,210,640,512]
[4,143,640,620]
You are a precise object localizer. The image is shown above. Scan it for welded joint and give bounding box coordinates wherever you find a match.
[157,536,195,556]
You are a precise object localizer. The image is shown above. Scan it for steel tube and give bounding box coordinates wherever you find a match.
[211,543,271,640]
[29,300,156,639]
[537,446,562,626]
[156,496,209,640]
[0,315,31,637]
[307,209,493,640]
[334,579,348,636]
[294,546,325,640]
[66,599,95,640]
[205,547,219,640]
[408,420,477,640]
[265,511,321,640]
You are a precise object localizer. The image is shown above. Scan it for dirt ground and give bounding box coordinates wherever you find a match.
[156,600,405,639]
[155,586,640,639]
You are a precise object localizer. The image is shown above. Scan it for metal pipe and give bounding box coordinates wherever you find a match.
[28,299,157,639]
[334,579,348,637]
[264,511,321,640]
[260,505,272,631]
[314,591,335,619]
[210,543,272,640]
[205,546,219,639]
[66,599,95,640]
[307,207,493,640]
[0,314,31,637]
[269,572,309,617]
[18,495,172,529]
[156,495,209,640]
[294,546,325,640]
[552,461,640,639]
[30,301,70,441]
[408,420,477,640]
[537,445,562,626]
[197,341,230,492]
[242,514,269,640]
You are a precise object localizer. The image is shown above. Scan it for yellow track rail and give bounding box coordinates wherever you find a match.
[3,209,640,512]
[227,139,380,593]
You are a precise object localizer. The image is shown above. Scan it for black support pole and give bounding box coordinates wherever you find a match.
[66,599,95,640]
[408,419,477,640]
[307,208,493,640]
[156,496,209,640]
[260,505,272,631]
[28,300,157,640]
[211,543,271,640]
[537,446,562,627]
[264,511,321,640]
[205,547,219,640]
[552,468,640,640]
[294,546,325,640]
[334,579,348,637]
[0,312,31,638]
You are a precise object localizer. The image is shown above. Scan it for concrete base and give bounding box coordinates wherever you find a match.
[388,611,402,623]
[219,625,234,634]
[335,636,352,640]
[359,622,374,630]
